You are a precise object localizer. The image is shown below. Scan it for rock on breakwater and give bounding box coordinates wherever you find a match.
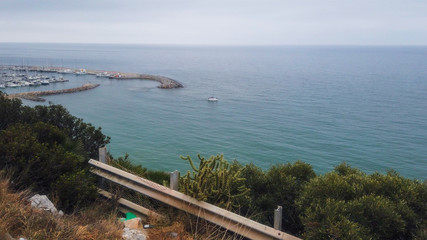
[7,83,100,102]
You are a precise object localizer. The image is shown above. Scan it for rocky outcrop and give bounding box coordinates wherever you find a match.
[7,83,100,102]
[29,194,63,216]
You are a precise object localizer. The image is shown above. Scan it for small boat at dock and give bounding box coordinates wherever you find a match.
[6,83,20,88]
[41,80,50,85]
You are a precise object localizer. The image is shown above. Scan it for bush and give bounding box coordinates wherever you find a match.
[0,122,97,211]
[241,161,315,234]
[110,153,169,185]
[297,163,427,240]
[0,93,112,211]
[53,170,98,212]
[0,93,110,159]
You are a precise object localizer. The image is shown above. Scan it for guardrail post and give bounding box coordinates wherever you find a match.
[99,147,107,164]
[170,170,179,191]
[99,147,107,187]
[274,206,283,231]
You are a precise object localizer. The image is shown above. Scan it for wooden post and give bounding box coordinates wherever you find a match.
[99,147,107,187]
[99,147,107,164]
[274,206,283,231]
[170,170,179,191]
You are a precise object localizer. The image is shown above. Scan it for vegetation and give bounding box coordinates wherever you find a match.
[110,153,169,185]
[180,154,250,210]
[241,161,316,234]
[0,175,123,240]
[181,155,426,239]
[297,163,427,240]
[0,93,109,211]
[0,94,110,160]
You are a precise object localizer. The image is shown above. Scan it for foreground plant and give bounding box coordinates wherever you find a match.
[297,163,427,240]
[180,154,250,211]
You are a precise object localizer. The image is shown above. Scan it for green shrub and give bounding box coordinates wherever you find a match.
[241,161,315,234]
[0,93,111,212]
[297,163,427,240]
[0,93,109,159]
[0,122,97,212]
[110,153,169,185]
[53,170,98,212]
[180,154,250,211]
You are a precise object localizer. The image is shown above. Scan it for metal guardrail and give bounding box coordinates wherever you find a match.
[89,159,301,240]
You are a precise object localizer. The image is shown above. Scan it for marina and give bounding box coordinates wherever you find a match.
[0,66,69,89]
[0,65,183,89]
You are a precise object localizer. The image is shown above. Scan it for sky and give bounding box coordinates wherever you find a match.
[0,0,426,46]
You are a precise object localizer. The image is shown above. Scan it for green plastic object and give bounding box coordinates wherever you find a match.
[125,212,137,220]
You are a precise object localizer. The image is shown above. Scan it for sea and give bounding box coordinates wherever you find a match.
[0,43,426,180]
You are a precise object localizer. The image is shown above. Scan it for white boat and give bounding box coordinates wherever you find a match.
[0,84,5,89]
[75,69,87,75]
[6,83,20,88]
[57,76,69,82]
[208,96,218,102]
[57,69,73,74]
[40,80,50,85]
[96,72,111,77]
[21,81,31,86]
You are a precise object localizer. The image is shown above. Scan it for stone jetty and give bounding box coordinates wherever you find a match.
[110,73,184,89]
[7,83,100,102]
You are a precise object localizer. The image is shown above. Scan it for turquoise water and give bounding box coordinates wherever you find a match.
[1,43,426,180]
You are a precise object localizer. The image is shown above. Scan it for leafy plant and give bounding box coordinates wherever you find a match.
[297,163,427,240]
[180,154,250,210]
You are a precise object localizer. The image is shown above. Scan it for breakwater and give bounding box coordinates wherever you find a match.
[7,83,100,102]
[107,72,184,89]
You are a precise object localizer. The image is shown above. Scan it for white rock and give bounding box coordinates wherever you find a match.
[122,227,146,240]
[29,194,59,214]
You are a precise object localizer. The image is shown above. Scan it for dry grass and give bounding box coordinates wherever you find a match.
[0,177,124,240]
[146,212,246,240]
[0,174,249,240]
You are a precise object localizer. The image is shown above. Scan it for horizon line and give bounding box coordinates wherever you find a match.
[1,41,426,48]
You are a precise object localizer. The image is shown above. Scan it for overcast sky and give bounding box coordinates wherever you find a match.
[0,0,426,45]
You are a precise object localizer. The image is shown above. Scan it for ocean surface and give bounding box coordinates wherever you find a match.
[1,43,426,180]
